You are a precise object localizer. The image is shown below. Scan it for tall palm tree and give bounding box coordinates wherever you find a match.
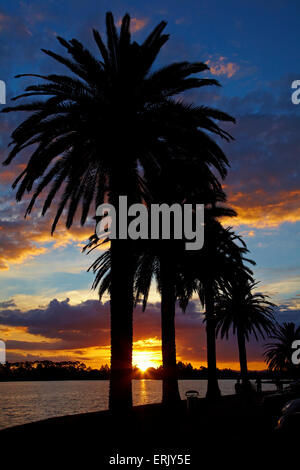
[179,215,254,399]
[3,12,235,411]
[216,281,276,390]
[264,322,300,374]
[85,62,235,408]
[199,217,241,400]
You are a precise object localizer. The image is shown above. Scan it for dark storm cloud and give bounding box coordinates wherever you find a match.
[0,299,16,308]
[0,297,202,352]
[1,295,297,366]
[0,298,110,348]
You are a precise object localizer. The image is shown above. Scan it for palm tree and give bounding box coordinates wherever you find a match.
[264,322,300,374]
[216,281,276,390]
[179,215,254,399]
[85,69,235,408]
[88,196,233,406]
[4,13,232,409]
[133,240,182,405]
[3,12,235,411]
[133,163,232,405]
[200,218,241,400]
[133,205,248,403]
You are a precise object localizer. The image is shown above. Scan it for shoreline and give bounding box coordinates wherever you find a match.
[1,392,295,467]
[0,376,283,382]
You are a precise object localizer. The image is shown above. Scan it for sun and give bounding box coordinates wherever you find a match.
[133,352,157,372]
[132,337,162,372]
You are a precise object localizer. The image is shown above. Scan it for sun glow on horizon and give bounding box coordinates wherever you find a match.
[133,350,161,371]
[133,337,162,371]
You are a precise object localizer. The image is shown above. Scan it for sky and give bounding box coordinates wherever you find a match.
[0,0,299,370]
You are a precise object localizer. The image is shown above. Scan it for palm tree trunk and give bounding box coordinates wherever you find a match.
[204,281,221,400]
[108,166,137,412]
[160,253,181,405]
[109,238,134,412]
[237,325,250,391]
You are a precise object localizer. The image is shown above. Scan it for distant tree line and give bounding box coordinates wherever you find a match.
[0,361,110,381]
[0,360,291,382]
[134,362,291,380]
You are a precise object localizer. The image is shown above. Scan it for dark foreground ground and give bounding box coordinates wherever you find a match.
[0,393,297,468]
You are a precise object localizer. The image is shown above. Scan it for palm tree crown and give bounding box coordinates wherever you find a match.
[216,281,275,341]
[264,322,300,372]
[2,12,234,233]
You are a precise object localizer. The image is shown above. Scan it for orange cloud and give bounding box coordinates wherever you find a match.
[206,56,239,78]
[0,164,26,184]
[224,189,300,228]
[239,230,256,238]
[117,17,148,33]
[0,216,94,270]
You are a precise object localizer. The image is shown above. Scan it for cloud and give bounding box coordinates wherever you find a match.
[239,230,255,238]
[214,90,300,228]
[0,297,202,359]
[275,300,300,324]
[0,298,110,349]
[0,295,283,368]
[224,189,300,228]
[0,10,33,37]
[0,164,26,184]
[0,299,16,308]
[186,79,300,231]
[0,12,10,32]
[116,17,148,33]
[0,194,95,270]
[206,56,239,78]
[131,17,148,33]
[0,217,93,270]
[279,295,300,311]
[175,18,185,25]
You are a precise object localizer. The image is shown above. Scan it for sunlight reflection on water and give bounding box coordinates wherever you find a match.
[0,379,277,430]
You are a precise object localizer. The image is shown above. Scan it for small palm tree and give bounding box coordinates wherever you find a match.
[264,322,300,374]
[3,12,234,411]
[216,281,276,390]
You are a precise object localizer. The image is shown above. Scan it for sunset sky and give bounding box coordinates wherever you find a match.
[0,0,299,370]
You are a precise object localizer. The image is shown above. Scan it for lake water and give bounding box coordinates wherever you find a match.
[0,379,277,430]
